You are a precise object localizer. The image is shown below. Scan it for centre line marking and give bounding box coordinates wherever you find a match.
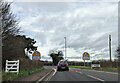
[87,70,118,75]
[87,75,105,81]
[78,72,82,74]
[76,71,82,74]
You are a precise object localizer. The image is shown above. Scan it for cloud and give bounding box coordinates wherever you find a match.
[6,0,119,2]
[10,2,118,61]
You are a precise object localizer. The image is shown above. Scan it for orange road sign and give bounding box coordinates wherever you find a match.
[32,51,41,56]
[32,51,41,60]
[83,52,90,60]
[83,52,90,57]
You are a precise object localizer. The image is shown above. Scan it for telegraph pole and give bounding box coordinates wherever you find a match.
[64,37,66,59]
[109,35,112,62]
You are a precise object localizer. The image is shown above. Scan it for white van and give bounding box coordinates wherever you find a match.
[91,61,100,69]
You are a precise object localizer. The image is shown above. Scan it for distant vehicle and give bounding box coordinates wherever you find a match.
[57,60,69,71]
[91,61,100,69]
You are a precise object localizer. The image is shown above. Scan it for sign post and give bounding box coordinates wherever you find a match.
[32,51,41,60]
[82,52,90,66]
[84,60,85,66]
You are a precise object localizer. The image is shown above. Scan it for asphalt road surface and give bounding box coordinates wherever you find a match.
[48,67,118,82]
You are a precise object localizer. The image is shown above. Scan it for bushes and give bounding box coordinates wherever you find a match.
[68,60,118,68]
[12,58,44,71]
[100,61,118,68]
[68,62,90,66]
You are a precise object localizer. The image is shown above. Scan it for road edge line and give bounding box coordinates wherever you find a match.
[36,68,56,83]
[36,69,53,83]
[46,68,56,81]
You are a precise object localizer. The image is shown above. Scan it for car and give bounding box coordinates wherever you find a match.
[57,60,69,71]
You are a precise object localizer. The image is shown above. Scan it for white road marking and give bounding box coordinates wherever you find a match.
[87,70,118,74]
[37,70,51,82]
[76,71,83,74]
[37,68,56,82]
[46,68,56,81]
[52,68,57,76]
[71,67,117,74]
[78,72,82,74]
[105,72,118,74]
[87,74,105,81]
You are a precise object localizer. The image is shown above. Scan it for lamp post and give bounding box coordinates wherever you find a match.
[109,35,112,62]
[64,37,66,59]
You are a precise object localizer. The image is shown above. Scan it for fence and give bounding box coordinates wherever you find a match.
[5,60,19,74]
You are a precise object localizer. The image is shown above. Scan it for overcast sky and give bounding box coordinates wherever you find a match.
[9,0,118,61]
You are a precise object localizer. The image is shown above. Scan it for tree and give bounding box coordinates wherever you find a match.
[0,1,38,69]
[2,35,38,69]
[0,0,20,39]
[117,45,120,60]
[0,0,21,69]
[48,49,64,65]
[24,37,37,54]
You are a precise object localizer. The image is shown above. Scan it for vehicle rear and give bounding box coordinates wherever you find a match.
[57,60,69,71]
[91,61,100,69]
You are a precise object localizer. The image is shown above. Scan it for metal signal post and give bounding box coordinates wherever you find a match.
[64,37,66,59]
[109,35,112,62]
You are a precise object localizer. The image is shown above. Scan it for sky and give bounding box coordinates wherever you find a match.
[8,0,118,61]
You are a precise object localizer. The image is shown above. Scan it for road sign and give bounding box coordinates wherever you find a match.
[32,51,41,60]
[82,52,90,60]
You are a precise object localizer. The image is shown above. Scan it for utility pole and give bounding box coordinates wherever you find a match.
[109,35,112,62]
[64,37,66,59]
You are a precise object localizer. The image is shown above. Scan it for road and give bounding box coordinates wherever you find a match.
[45,66,118,82]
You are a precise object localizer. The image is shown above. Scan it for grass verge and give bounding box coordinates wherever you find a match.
[2,67,44,81]
[98,67,118,72]
[70,66,91,69]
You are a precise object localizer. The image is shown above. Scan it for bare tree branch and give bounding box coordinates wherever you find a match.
[0,0,20,39]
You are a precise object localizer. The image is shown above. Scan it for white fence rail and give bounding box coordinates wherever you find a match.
[5,60,19,74]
